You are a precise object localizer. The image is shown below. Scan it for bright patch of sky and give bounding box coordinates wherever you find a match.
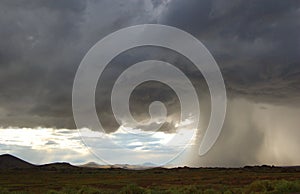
[0,126,195,166]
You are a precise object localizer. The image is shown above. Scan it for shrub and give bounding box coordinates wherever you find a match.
[223,190,233,194]
[77,186,103,194]
[203,188,220,194]
[59,186,79,194]
[0,187,10,194]
[273,180,300,193]
[119,184,148,194]
[48,186,110,194]
[168,185,203,194]
[0,188,29,194]
[245,180,273,193]
[46,190,60,194]
[245,180,300,194]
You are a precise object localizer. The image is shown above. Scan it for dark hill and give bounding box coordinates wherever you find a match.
[0,154,36,169]
[0,154,77,170]
[39,162,78,170]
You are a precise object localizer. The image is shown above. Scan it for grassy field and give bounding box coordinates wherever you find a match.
[0,166,300,193]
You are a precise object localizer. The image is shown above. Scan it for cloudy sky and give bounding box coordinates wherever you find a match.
[0,0,299,167]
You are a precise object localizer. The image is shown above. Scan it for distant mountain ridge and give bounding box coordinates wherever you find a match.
[1,154,300,171]
[0,154,76,170]
[0,154,35,169]
[79,162,158,169]
[0,154,158,170]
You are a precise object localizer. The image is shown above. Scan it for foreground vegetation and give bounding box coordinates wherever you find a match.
[0,166,299,193]
[1,180,300,194]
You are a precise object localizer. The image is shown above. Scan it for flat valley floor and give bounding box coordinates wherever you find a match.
[0,166,300,193]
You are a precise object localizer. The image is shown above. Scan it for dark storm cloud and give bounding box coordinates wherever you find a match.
[95,46,205,132]
[159,0,300,104]
[0,0,299,135]
[0,0,159,128]
[0,0,87,128]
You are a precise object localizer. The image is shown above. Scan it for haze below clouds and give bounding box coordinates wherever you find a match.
[0,0,299,166]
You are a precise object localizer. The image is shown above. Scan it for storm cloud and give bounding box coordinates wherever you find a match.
[0,0,299,166]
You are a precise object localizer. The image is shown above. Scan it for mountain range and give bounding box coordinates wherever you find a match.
[0,154,158,170]
[1,154,299,172]
[0,154,77,170]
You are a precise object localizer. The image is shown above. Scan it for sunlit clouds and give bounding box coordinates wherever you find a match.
[0,126,195,166]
